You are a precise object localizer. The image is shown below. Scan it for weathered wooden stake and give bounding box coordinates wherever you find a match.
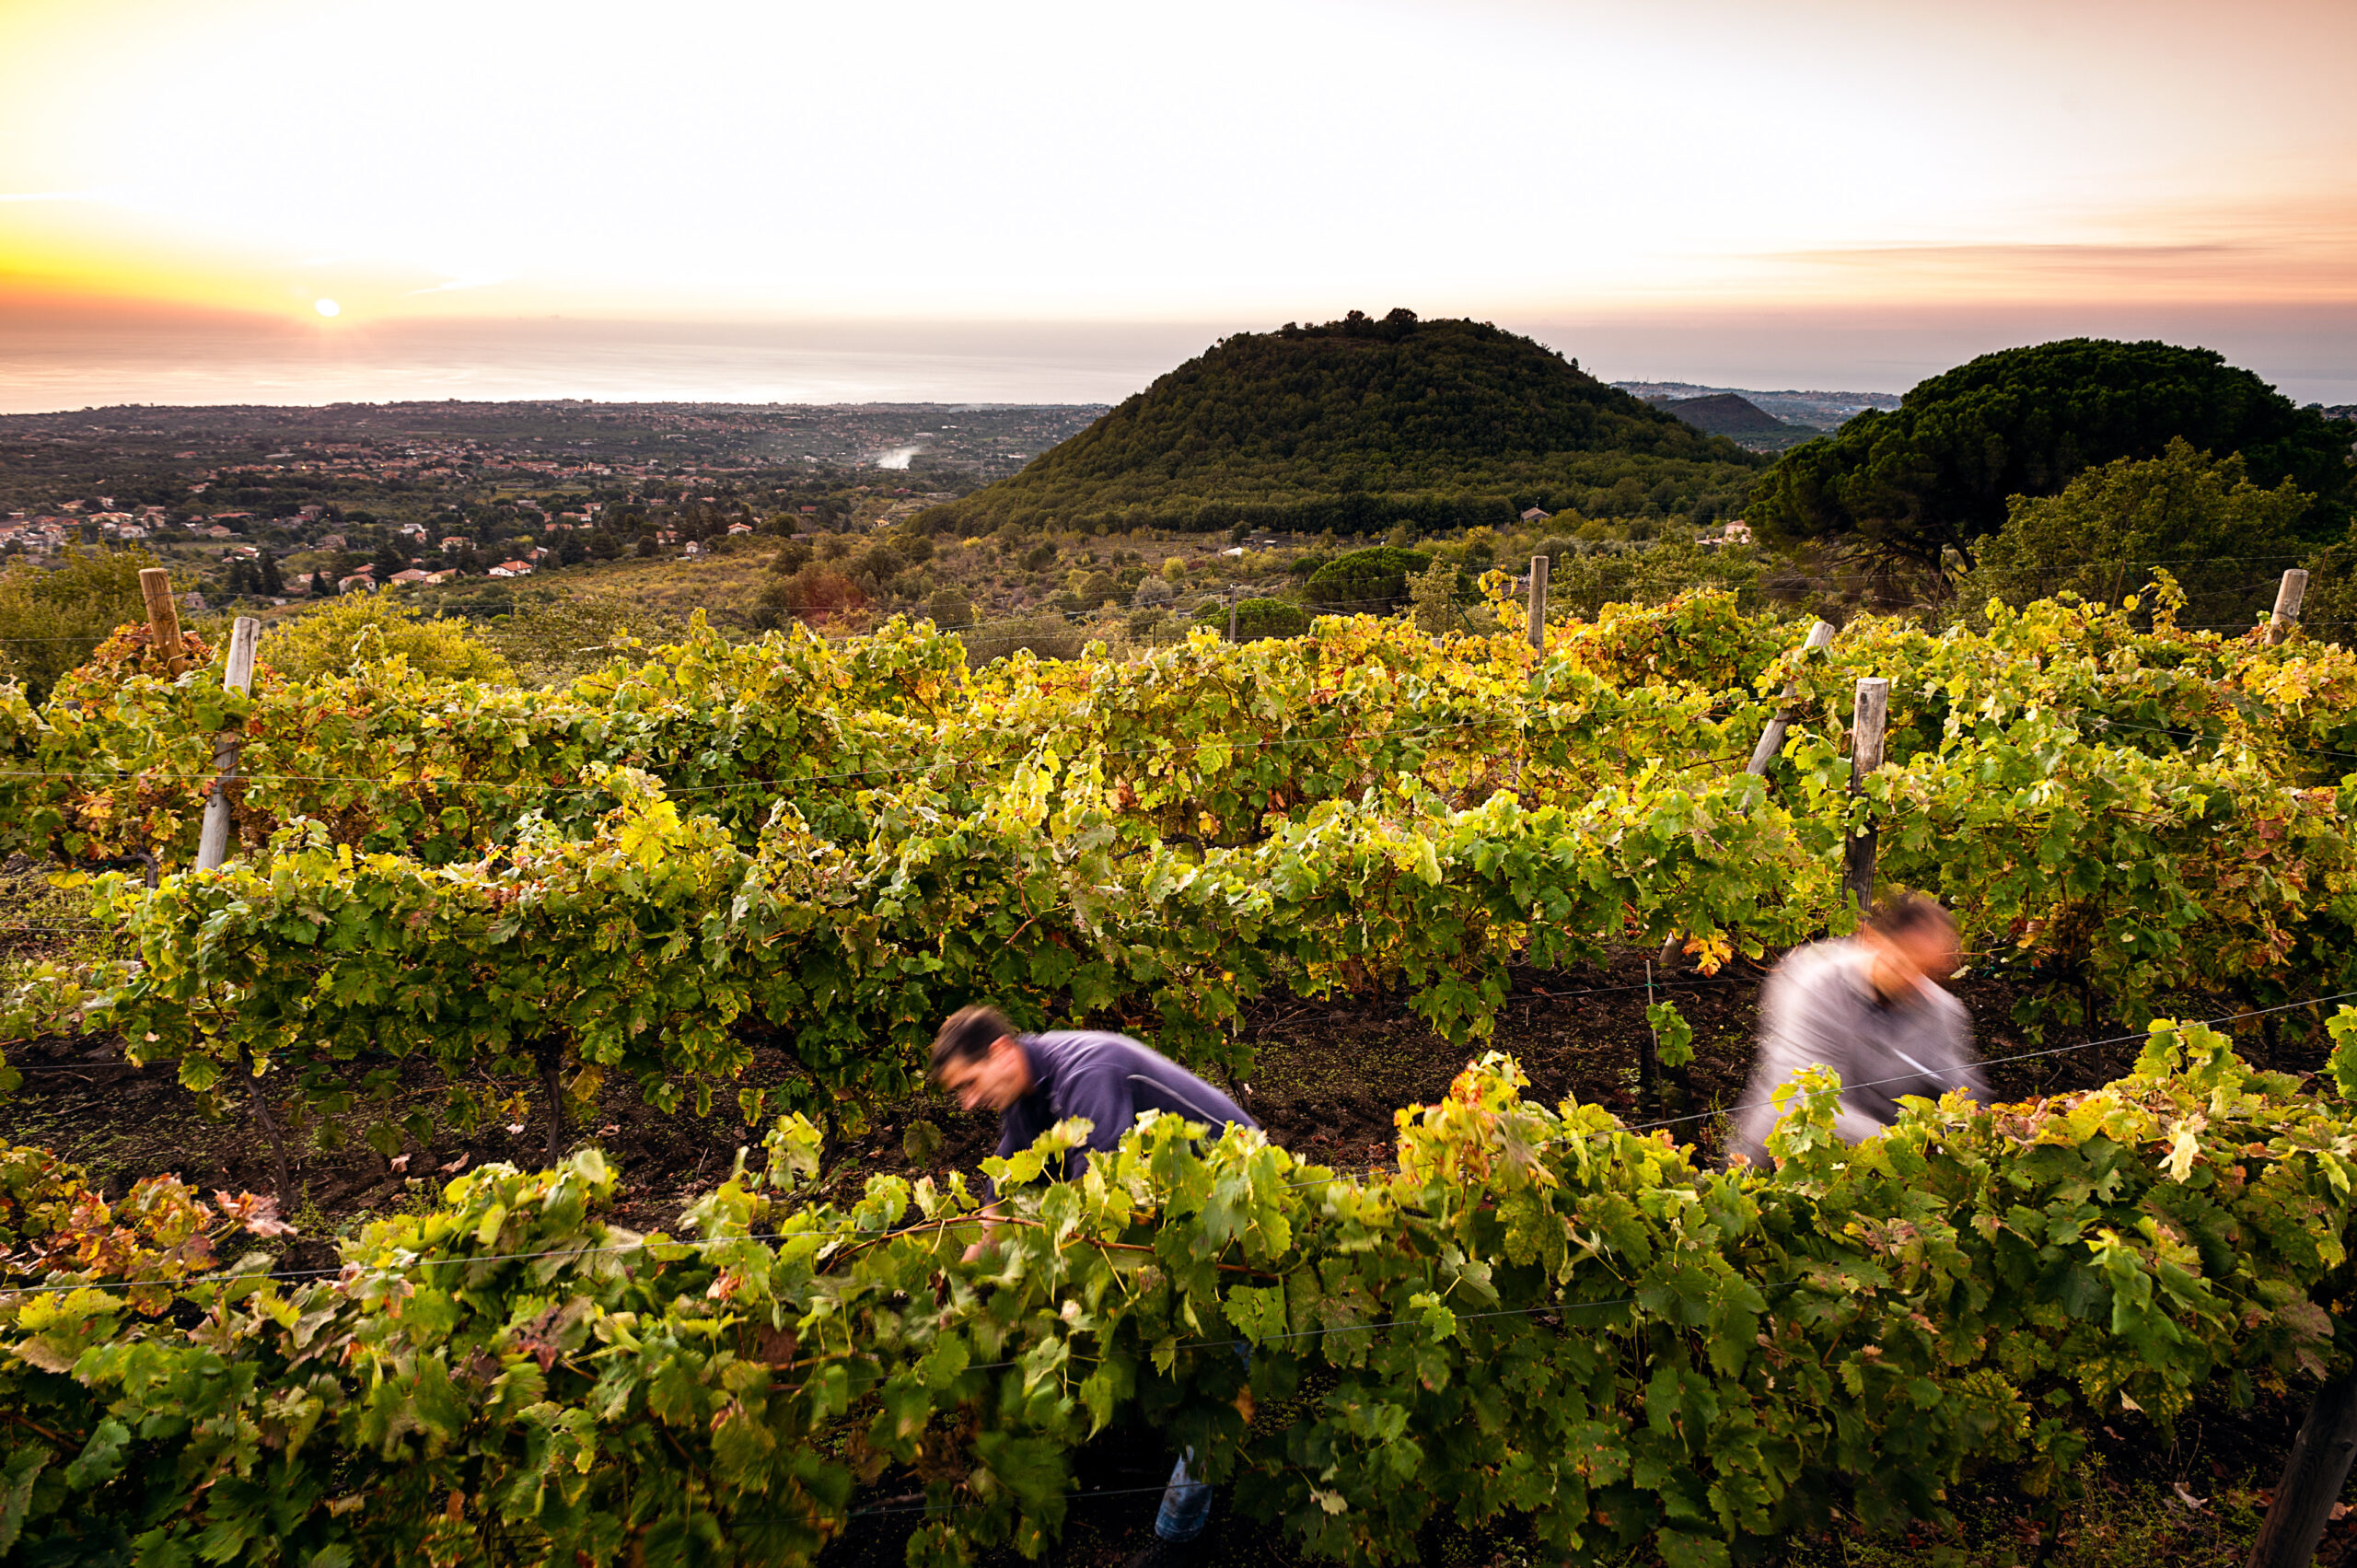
[1638,960,1661,1110]
[538,1039,570,1167]
[196,617,260,873]
[1527,554,1550,653]
[1226,586,1238,643]
[178,613,281,1193]
[2248,1371,2357,1568]
[138,566,190,676]
[1747,620,1839,773]
[242,1048,293,1201]
[1658,619,1837,968]
[2269,567,2309,646]
[1844,678,1889,912]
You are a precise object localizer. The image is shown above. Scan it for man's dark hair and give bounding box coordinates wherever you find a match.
[1866,892,1955,941]
[932,1005,1016,1070]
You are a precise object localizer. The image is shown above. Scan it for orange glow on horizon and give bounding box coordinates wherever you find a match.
[2,0,2353,350]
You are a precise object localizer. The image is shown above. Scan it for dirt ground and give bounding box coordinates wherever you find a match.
[6,946,2354,1565]
[10,945,2282,1223]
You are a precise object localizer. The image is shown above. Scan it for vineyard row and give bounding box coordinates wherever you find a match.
[4,1021,2353,1566]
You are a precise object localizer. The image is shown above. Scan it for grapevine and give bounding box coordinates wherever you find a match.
[11,591,2357,1148]
[4,1020,2354,1565]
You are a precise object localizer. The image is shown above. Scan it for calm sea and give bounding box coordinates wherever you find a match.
[0,317,1232,414]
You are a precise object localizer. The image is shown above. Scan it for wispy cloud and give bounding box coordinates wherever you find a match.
[1757,197,2357,302]
[1787,241,2245,269]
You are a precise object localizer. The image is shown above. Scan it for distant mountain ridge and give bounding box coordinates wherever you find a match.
[1610,381,1901,432]
[1655,393,1794,436]
[921,312,1767,537]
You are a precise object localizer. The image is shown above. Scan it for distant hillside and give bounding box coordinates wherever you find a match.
[1650,392,1820,455]
[1609,382,1902,430]
[1656,393,1793,436]
[921,311,1765,537]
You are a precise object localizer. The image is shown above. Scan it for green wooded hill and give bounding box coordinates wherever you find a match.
[1748,338,2357,575]
[920,310,1765,537]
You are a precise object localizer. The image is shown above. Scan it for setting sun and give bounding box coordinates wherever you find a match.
[0,0,2352,401]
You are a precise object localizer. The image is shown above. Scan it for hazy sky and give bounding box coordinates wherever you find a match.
[4,0,2353,408]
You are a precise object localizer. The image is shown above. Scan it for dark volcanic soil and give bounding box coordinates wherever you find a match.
[16,947,2303,1239]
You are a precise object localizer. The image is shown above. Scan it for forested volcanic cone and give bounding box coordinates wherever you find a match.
[919,310,1763,538]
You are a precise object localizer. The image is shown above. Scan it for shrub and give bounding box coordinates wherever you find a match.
[852,542,904,587]
[924,587,975,630]
[960,611,1084,663]
[6,1031,2355,1567]
[763,565,867,626]
[1068,569,1120,608]
[1409,557,1463,634]
[1191,596,1309,639]
[1547,540,1759,621]
[0,548,156,702]
[264,594,511,683]
[491,591,686,687]
[1303,545,1432,609]
[1954,438,2309,630]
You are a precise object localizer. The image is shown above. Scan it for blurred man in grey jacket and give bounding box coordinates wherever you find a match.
[1731,895,1985,1167]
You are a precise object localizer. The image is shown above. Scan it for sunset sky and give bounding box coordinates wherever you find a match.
[4,0,2353,409]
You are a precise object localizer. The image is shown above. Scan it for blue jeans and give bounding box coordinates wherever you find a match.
[1154,1343,1249,1542]
[1155,1450,1213,1542]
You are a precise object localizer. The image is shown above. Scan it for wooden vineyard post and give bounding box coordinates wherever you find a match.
[1527,553,1550,653]
[2248,1371,2357,1568]
[537,1038,570,1167]
[1638,959,1661,1112]
[1845,678,1889,913]
[196,617,260,873]
[2270,567,2309,646]
[164,607,286,1194]
[1226,586,1238,643]
[1747,619,1839,772]
[138,566,190,676]
[1657,619,1837,969]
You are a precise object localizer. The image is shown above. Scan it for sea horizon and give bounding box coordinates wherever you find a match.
[6,303,2353,416]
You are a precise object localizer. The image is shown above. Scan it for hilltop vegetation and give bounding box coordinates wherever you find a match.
[1957,439,2316,629]
[1750,338,2357,576]
[921,310,1765,537]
